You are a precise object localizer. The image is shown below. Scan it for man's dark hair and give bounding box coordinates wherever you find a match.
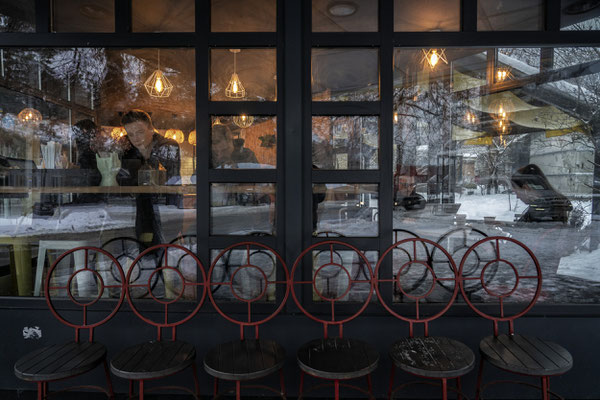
[121,109,153,126]
[72,119,96,140]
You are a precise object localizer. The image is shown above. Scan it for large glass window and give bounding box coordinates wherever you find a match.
[0,47,195,297]
[52,0,115,32]
[393,46,600,303]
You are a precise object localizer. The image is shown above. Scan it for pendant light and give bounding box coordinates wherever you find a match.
[165,128,184,144]
[225,49,246,99]
[18,108,42,124]
[233,114,254,129]
[144,49,173,98]
[422,48,448,70]
[188,130,196,146]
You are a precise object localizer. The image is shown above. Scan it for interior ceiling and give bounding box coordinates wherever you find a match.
[393,0,461,32]
[312,0,378,32]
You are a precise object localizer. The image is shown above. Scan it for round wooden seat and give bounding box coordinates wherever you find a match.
[14,342,106,382]
[110,340,196,380]
[390,336,475,378]
[297,338,379,380]
[204,339,286,381]
[480,334,573,376]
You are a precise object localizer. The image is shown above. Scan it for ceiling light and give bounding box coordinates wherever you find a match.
[495,67,512,83]
[233,114,254,129]
[328,1,358,17]
[422,49,448,70]
[188,130,196,146]
[165,129,184,144]
[144,49,173,98]
[18,108,42,124]
[226,49,246,99]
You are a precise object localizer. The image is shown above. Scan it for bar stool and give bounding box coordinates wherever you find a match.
[459,236,573,400]
[204,242,289,399]
[375,237,474,400]
[291,240,379,400]
[14,246,125,399]
[110,243,207,399]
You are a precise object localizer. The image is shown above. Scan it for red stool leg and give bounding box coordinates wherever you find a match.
[191,363,200,397]
[279,368,286,397]
[367,373,373,397]
[299,370,305,398]
[236,380,241,400]
[541,377,549,400]
[139,380,144,400]
[388,363,396,399]
[457,376,463,400]
[37,382,43,400]
[213,377,219,397]
[102,359,114,398]
[442,378,448,400]
[334,379,340,400]
[475,359,485,400]
[43,382,48,398]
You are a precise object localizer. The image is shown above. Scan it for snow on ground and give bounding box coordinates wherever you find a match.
[0,204,195,237]
[557,246,600,283]
[456,192,525,222]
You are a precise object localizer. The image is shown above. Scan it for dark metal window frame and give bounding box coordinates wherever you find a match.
[0,0,599,317]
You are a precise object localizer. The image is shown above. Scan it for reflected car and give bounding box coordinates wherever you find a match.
[511,165,572,223]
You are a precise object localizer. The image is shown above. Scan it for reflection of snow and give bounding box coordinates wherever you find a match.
[557,247,600,283]
[0,204,194,236]
[457,193,525,222]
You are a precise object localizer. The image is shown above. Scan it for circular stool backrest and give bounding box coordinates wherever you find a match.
[125,244,207,333]
[45,246,125,340]
[291,240,374,328]
[375,238,458,329]
[208,242,289,333]
[458,236,542,330]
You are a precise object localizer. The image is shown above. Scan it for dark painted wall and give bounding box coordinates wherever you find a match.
[2,306,598,399]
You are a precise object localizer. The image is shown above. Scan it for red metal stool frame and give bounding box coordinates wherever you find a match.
[109,243,207,400]
[291,240,378,400]
[459,236,573,400]
[375,238,475,400]
[206,242,290,400]
[14,246,126,400]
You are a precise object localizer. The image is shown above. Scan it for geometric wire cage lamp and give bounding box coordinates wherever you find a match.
[232,114,254,129]
[18,108,42,124]
[165,128,184,144]
[495,66,512,83]
[144,49,173,98]
[225,49,246,99]
[421,48,448,70]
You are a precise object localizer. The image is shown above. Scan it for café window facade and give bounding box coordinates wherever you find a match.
[0,0,599,310]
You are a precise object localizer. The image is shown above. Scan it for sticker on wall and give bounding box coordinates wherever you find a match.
[22,326,42,340]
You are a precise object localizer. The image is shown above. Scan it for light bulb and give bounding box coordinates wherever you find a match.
[430,51,439,67]
[155,76,164,93]
[241,115,247,121]
[232,80,238,93]
[393,112,399,123]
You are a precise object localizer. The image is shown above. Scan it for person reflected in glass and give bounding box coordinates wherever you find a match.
[212,124,259,168]
[72,119,101,203]
[120,109,182,246]
[211,124,235,168]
